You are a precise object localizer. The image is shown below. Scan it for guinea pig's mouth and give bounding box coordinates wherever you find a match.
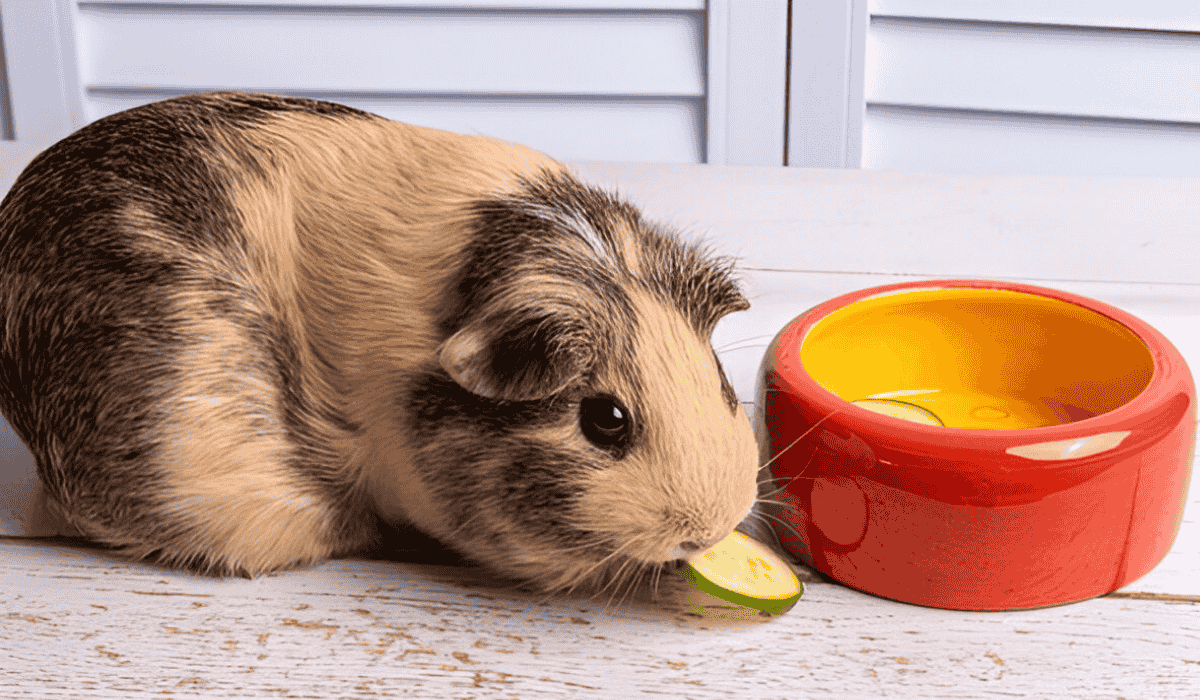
[623,527,736,565]
[650,503,757,563]
[549,496,757,594]
[657,545,696,562]
[649,538,720,563]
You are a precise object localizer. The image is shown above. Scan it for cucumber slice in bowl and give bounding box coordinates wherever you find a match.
[681,531,804,615]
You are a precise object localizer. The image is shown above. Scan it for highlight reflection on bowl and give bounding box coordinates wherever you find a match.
[758,280,1195,611]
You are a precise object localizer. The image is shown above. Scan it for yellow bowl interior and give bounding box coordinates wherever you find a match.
[800,288,1154,430]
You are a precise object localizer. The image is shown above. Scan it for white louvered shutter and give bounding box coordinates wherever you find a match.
[1,0,789,182]
[789,1,1200,177]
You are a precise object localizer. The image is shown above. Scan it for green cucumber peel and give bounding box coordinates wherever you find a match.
[679,531,804,615]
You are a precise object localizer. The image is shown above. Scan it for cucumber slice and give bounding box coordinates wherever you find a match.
[681,531,803,615]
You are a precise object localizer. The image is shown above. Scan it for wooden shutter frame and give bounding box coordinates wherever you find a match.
[0,0,86,192]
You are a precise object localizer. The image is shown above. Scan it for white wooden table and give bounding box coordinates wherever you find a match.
[3,162,1199,698]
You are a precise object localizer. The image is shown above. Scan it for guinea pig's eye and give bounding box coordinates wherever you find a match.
[579,394,632,451]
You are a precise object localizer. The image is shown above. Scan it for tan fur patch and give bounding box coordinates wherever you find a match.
[247,111,567,387]
[578,288,758,562]
[607,216,646,278]
[155,302,337,574]
[211,112,569,547]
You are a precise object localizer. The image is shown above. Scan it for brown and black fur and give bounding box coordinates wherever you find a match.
[0,92,757,592]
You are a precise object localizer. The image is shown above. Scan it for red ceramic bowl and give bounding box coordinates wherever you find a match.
[758,279,1195,610]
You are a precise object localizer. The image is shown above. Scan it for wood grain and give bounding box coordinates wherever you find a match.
[3,538,1198,699]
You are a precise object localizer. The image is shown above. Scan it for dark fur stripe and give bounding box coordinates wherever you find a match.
[0,92,376,567]
[513,172,748,332]
[402,367,614,556]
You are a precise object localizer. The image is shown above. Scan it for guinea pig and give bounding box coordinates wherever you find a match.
[0,91,759,594]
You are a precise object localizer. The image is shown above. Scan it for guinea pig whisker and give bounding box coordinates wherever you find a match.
[754,498,802,517]
[594,534,663,610]
[622,562,655,608]
[540,536,625,599]
[757,470,791,485]
[595,559,632,606]
[757,409,839,473]
[604,566,634,610]
[561,541,630,576]
[564,537,639,600]
[602,556,645,611]
[756,472,799,488]
[715,343,769,357]
[757,476,801,501]
[713,334,774,353]
[752,510,806,543]
[755,497,797,509]
[649,562,666,602]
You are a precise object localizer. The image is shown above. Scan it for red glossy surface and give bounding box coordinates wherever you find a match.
[761,280,1196,610]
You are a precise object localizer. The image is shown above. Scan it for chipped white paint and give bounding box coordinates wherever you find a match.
[1,537,1198,698]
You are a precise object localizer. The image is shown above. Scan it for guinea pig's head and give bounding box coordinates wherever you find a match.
[406,172,758,594]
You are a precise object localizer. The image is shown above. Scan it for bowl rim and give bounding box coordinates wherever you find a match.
[768,278,1194,456]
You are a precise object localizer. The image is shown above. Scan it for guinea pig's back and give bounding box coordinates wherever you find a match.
[0,92,559,575]
[0,94,357,573]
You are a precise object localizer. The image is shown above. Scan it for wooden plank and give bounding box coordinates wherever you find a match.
[870,0,1200,33]
[567,161,1200,285]
[862,104,1200,178]
[75,5,705,96]
[83,92,705,163]
[1,537,1197,698]
[865,16,1200,124]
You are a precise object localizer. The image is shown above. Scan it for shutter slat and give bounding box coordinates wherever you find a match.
[863,105,1200,177]
[80,0,706,8]
[85,91,704,163]
[77,7,705,97]
[866,17,1200,125]
[870,0,1200,32]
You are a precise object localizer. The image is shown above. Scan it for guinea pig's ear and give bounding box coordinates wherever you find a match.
[693,260,751,335]
[438,313,593,402]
